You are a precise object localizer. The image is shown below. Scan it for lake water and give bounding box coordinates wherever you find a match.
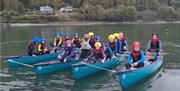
[0,23,180,91]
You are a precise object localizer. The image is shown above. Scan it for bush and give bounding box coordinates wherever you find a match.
[139,10,157,21]
[157,6,177,20]
[104,5,139,21]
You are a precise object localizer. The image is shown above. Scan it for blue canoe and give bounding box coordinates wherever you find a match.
[72,57,125,79]
[6,53,59,68]
[34,59,82,75]
[119,59,163,89]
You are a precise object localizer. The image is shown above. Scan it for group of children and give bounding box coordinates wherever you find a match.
[27,32,162,68]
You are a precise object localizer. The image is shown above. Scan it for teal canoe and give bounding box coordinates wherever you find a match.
[72,57,124,79]
[34,59,82,75]
[6,53,59,68]
[119,59,163,89]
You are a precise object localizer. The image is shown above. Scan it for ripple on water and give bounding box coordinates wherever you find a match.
[148,69,180,91]
[0,80,35,91]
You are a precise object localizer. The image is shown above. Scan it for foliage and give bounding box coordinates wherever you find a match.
[1,0,180,22]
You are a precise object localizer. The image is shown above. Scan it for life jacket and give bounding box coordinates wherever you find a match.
[27,42,36,56]
[82,38,89,43]
[72,37,80,46]
[150,38,160,49]
[40,43,46,50]
[131,51,141,63]
[89,37,96,48]
[28,42,35,50]
[81,38,91,49]
[93,49,103,59]
[109,42,115,51]
[34,43,39,53]
[54,37,62,46]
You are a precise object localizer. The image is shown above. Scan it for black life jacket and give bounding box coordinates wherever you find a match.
[89,37,96,48]
[150,38,160,49]
[55,37,62,46]
[131,51,141,63]
[93,49,103,59]
[73,37,80,46]
[28,42,35,50]
[27,42,36,56]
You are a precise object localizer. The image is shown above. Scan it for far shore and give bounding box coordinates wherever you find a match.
[1,20,180,27]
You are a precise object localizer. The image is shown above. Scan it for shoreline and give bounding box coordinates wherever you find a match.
[1,20,180,27]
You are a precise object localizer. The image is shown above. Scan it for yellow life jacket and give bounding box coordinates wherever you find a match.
[54,37,62,47]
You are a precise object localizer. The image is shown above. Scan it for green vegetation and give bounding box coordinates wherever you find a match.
[1,0,180,22]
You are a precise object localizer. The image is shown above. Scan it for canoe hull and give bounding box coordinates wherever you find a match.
[72,57,124,79]
[34,59,82,75]
[119,59,163,89]
[6,53,59,68]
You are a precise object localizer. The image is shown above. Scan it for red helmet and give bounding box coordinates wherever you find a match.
[132,42,140,47]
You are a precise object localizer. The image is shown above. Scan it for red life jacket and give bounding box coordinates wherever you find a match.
[41,43,46,49]
[150,38,160,49]
[110,42,115,50]
[131,51,141,63]
[94,49,103,59]
[73,37,80,45]
[65,38,71,42]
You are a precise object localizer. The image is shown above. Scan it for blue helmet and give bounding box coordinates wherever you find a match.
[65,32,70,38]
[32,37,40,43]
[96,36,101,41]
[56,32,61,36]
[41,37,46,42]
[74,33,79,37]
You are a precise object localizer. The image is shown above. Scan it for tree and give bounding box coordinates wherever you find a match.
[139,10,157,21]
[157,6,177,20]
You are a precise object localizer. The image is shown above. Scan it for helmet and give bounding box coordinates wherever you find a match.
[41,37,46,42]
[108,34,115,40]
[88,32,94,37]
[56,32,61,36]
[95,42,102,47]
[74,33,79,37]
[32,37,40,43]
[113,33,119,38]
[96,36,101,41]
[132,42,140,47]
[65,32,70,38]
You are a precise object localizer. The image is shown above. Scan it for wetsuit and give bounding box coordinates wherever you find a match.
[106,41,118,59]
[86,48,106,63]
[127,50,145,68]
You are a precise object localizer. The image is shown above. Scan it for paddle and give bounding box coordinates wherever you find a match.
[116,52,165,59]
[80,61,117,73]
[1,54,27,59]
[6,59,34,68]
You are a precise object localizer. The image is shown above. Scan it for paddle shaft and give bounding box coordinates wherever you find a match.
[81,62,117,73]
[7,60,34,68]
